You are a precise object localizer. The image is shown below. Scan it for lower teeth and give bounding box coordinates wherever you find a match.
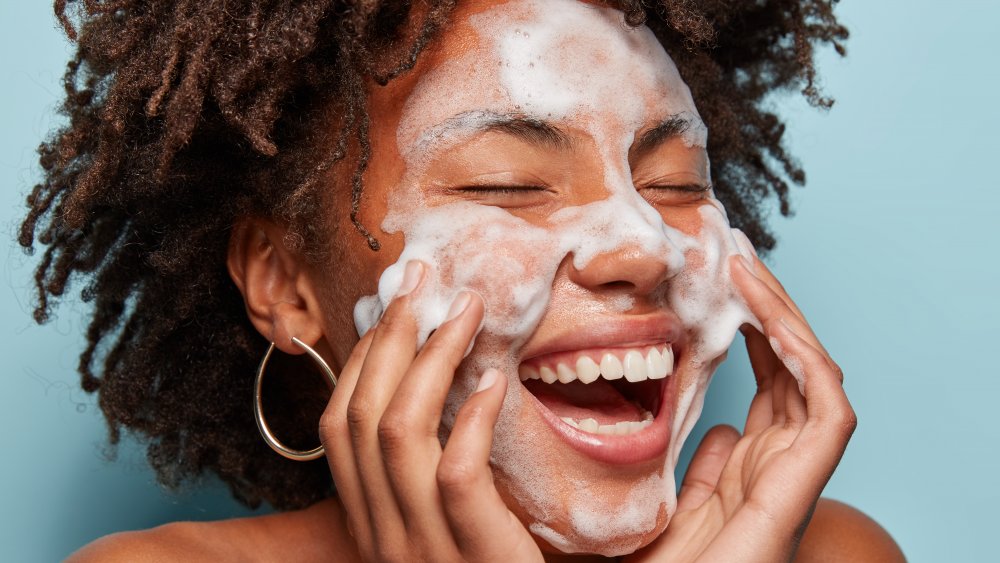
[560,410,654,435]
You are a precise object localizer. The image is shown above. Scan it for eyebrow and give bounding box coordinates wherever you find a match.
[631,115,699,159]
[412,110,573,154]
[478,115,572,150]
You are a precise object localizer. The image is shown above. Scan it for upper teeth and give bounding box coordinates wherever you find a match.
[519,345,674,384]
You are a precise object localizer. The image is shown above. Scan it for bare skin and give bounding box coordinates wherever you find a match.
[69,1,907,561]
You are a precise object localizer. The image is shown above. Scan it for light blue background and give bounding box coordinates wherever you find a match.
[2,1,996,561]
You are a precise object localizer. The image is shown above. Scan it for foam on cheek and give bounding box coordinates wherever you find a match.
[354,201,558,345]
[663,206,758,472]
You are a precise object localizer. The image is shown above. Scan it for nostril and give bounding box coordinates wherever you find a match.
[566,245,676,296]
[600,281,634,292]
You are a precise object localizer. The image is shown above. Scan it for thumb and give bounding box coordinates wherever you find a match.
[676,425,741,514]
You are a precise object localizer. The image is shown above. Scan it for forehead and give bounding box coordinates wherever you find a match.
[395,0,704,155]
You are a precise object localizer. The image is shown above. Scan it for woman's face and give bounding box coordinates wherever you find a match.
[315,0,752,555]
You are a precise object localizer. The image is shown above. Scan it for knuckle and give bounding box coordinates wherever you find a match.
[832,363,845,383]
[840,409,858,434]
[345,400,375,440]
[830,406,857,437]
[437,457,478,492]
[376,414,412,452]
[318,407,345,445]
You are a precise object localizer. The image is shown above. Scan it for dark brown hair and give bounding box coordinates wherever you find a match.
[19,0,847,510]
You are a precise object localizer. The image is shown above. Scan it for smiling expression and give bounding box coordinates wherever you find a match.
[328,0,754,556]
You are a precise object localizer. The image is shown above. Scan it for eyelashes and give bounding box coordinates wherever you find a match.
[450,182,711,208]
[450,184,553,210]
[652,183,712,193]
[456,185,549,195]
[456,183,711,193]
[637,182,712,205]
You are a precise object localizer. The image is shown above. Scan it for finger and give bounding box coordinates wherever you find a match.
[731,229,805,324]
[770,320,856,464]
[744,255,807,322]
[439,370,542,561]
[781,367,808,425]
[742,326,778,435]
[743,386,774,437]
[732,256,812,346]
[351,260,424,418]
[319,328,376,553]
[770,358,788,426]
[346,260,426,549]
[732,257,841,380]
[743,325,780,386]
[383,291,484,451]
[677,425,741,513]
[378,292,485,542]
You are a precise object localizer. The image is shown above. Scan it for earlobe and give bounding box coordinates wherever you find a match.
[227,219,324,354]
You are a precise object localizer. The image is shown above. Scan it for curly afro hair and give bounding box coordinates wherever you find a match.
[19,0,847,510]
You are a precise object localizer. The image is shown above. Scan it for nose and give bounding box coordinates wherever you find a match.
[567,241,680,296]
[560,185,687,298]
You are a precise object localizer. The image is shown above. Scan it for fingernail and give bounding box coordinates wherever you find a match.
[396,261,424,297]
[738,255,757,277]
[445,291,472,322]
[732,228,759,261]
[476,368,499,392]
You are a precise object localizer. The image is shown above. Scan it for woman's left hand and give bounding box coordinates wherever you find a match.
[624,254,856,562]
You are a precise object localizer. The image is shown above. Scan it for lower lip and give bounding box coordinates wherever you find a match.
[524,380,672,465]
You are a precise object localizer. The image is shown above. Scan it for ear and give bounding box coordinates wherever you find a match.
[227,218,325,355]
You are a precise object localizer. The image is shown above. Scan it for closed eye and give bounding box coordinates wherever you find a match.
[451,184,553,209]
[644,183,711,193]
[456,185,549,195]
[637,182,711,205]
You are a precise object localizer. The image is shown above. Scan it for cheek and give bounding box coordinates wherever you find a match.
[438,225,549,321]
[661,204,706,239]
[666,202,755,370]
[357,202,561,345]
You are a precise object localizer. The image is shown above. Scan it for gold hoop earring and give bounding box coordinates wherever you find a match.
[254,337,338,461]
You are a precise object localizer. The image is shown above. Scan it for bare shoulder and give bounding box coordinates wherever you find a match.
[66,521,234,563]
[67,498,360,563]
[796,498,906,562]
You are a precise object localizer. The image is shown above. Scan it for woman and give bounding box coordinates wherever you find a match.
[23,0,904,560]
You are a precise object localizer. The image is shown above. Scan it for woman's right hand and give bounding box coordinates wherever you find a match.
[623,255,856,562]
[319,261,544,563]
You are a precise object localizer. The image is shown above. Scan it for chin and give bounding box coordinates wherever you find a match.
[527,499,671,557]
[491,422,676,557]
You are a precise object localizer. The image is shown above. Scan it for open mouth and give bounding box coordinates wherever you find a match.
[518,343,676,463]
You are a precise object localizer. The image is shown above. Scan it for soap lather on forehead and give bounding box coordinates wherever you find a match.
[396,0,707,161]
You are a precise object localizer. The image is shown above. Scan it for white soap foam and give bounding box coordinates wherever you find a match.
[529,473,670,557]
[352,0,755,555]
[607,294,636,313]
[769,335,807,396]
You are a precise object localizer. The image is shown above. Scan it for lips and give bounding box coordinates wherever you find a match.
[516,317,683,465]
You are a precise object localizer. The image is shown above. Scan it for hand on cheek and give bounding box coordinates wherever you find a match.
[625,255,855,562]
[319,261,543,562]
